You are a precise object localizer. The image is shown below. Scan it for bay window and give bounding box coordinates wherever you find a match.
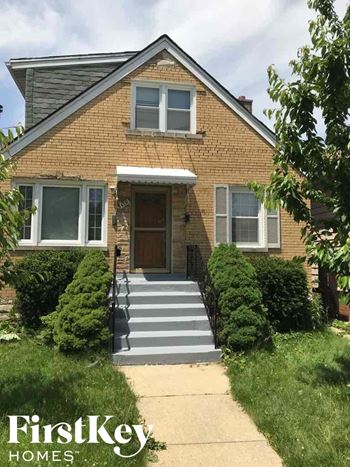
[214,185,280,250]
[16,181,106,247]
[132,82,195,133]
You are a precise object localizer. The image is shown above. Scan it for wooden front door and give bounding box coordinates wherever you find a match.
[132,187,170,271]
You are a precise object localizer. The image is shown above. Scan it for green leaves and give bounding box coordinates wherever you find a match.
[208,244,272,351]
[0,128,36,289]
[252,0,350,292]
[42,251,112,352]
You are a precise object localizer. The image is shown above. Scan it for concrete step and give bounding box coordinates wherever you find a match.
[114,330,214,349]
[114,303,207,319]
[112,345,221,365]
[117,281,199,294]
[116,291,202,306]
[115,316,211,333]
[117,273,187,282]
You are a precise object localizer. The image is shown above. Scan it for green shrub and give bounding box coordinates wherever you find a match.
[249,256,311,332]
[42,250,112,352]
[208,244,271,351]
[12,250,86,328]
[309,293,327,330]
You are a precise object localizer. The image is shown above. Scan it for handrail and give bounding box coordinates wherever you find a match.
[110,245,121,354]
[186,245,219,348]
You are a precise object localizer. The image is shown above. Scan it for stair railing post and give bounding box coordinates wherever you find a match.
[110,245,120,355]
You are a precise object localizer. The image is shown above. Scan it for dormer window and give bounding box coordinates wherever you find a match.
[135,87,160,129]
[132,82,196,133]
[167,89,191,131]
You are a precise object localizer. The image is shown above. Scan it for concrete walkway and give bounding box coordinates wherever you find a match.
[121,363,282,466]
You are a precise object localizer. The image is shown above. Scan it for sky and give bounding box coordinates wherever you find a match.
[0,0,347,131]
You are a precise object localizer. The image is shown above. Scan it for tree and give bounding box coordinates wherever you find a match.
[250,0,350,295]
[0,128,34,289]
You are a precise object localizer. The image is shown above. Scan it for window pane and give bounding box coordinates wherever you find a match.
[267,208,278,216]
[268,217,278,245]
[216,217,227,243]
[216,187,227,215]
[232,193,259,217]
[19,185,33,240]
[136,87,159,107]
[168,89,190,109]
[232,218,258,243]
[167,110,190,131]
[136,107,159,129]
[41,187,79,240]
[88,188,103,241]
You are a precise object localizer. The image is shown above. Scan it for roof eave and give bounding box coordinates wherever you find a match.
[7,52,138,70]
[5,62,26,97]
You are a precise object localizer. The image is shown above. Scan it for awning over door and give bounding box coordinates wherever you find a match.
[116,166,197,185]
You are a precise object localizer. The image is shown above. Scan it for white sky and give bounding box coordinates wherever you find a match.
[0,0,348,130]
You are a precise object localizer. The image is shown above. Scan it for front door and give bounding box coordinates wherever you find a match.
[132,187,170,272]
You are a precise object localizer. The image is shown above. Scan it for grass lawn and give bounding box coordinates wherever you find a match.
[0,339,148,466]
[228,330,350,467]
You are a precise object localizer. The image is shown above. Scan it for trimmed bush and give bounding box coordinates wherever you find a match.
[208,244,271,351]
[42,250,112,351]
[12,250,86,328]
[249,256,311,332]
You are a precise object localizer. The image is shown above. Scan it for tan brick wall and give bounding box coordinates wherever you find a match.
[1,50,310,296]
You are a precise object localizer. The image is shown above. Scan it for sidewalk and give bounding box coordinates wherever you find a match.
[121,363,282,467]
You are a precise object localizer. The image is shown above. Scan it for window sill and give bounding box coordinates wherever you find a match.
[125,129,204,140]
[16,244,108,251]
[236,246,269,253]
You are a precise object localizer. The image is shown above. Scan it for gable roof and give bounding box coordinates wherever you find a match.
[6,34,275,157]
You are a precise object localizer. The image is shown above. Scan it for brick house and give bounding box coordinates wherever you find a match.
[3,35,308,363]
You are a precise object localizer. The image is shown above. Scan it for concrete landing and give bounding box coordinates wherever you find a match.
[121,363,282,467]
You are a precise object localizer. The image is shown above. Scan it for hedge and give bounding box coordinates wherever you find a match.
[12,250,86,328]
[42,250,112,351]
[249,256,311,332]
[207,244,271,351]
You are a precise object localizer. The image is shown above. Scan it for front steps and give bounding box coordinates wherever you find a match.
[112,274,221,365]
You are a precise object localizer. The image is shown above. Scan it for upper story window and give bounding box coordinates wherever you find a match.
[132,82,196,133]
[16,181,107,247]
[214,185,280,250]
[135,87,160,129]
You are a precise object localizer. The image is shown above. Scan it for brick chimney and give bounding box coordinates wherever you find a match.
[238,96,253,113]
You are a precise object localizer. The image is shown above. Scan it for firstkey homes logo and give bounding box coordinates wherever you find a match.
[7,415,153,463]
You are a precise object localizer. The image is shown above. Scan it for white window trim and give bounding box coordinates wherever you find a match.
[15,179,107,248]
[17,183,35,245]
[131,80,196,134]
[213,184,280,251]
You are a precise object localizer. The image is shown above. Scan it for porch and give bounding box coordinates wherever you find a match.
[115,166,198,275]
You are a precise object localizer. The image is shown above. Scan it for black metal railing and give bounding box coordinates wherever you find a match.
[110,245,121,354]
[186,245,219,348]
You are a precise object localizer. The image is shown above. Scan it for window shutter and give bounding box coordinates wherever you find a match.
[215,186,228,243]
[267,208,280,247]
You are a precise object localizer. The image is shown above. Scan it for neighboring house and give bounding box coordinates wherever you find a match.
[3,35,309,363]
